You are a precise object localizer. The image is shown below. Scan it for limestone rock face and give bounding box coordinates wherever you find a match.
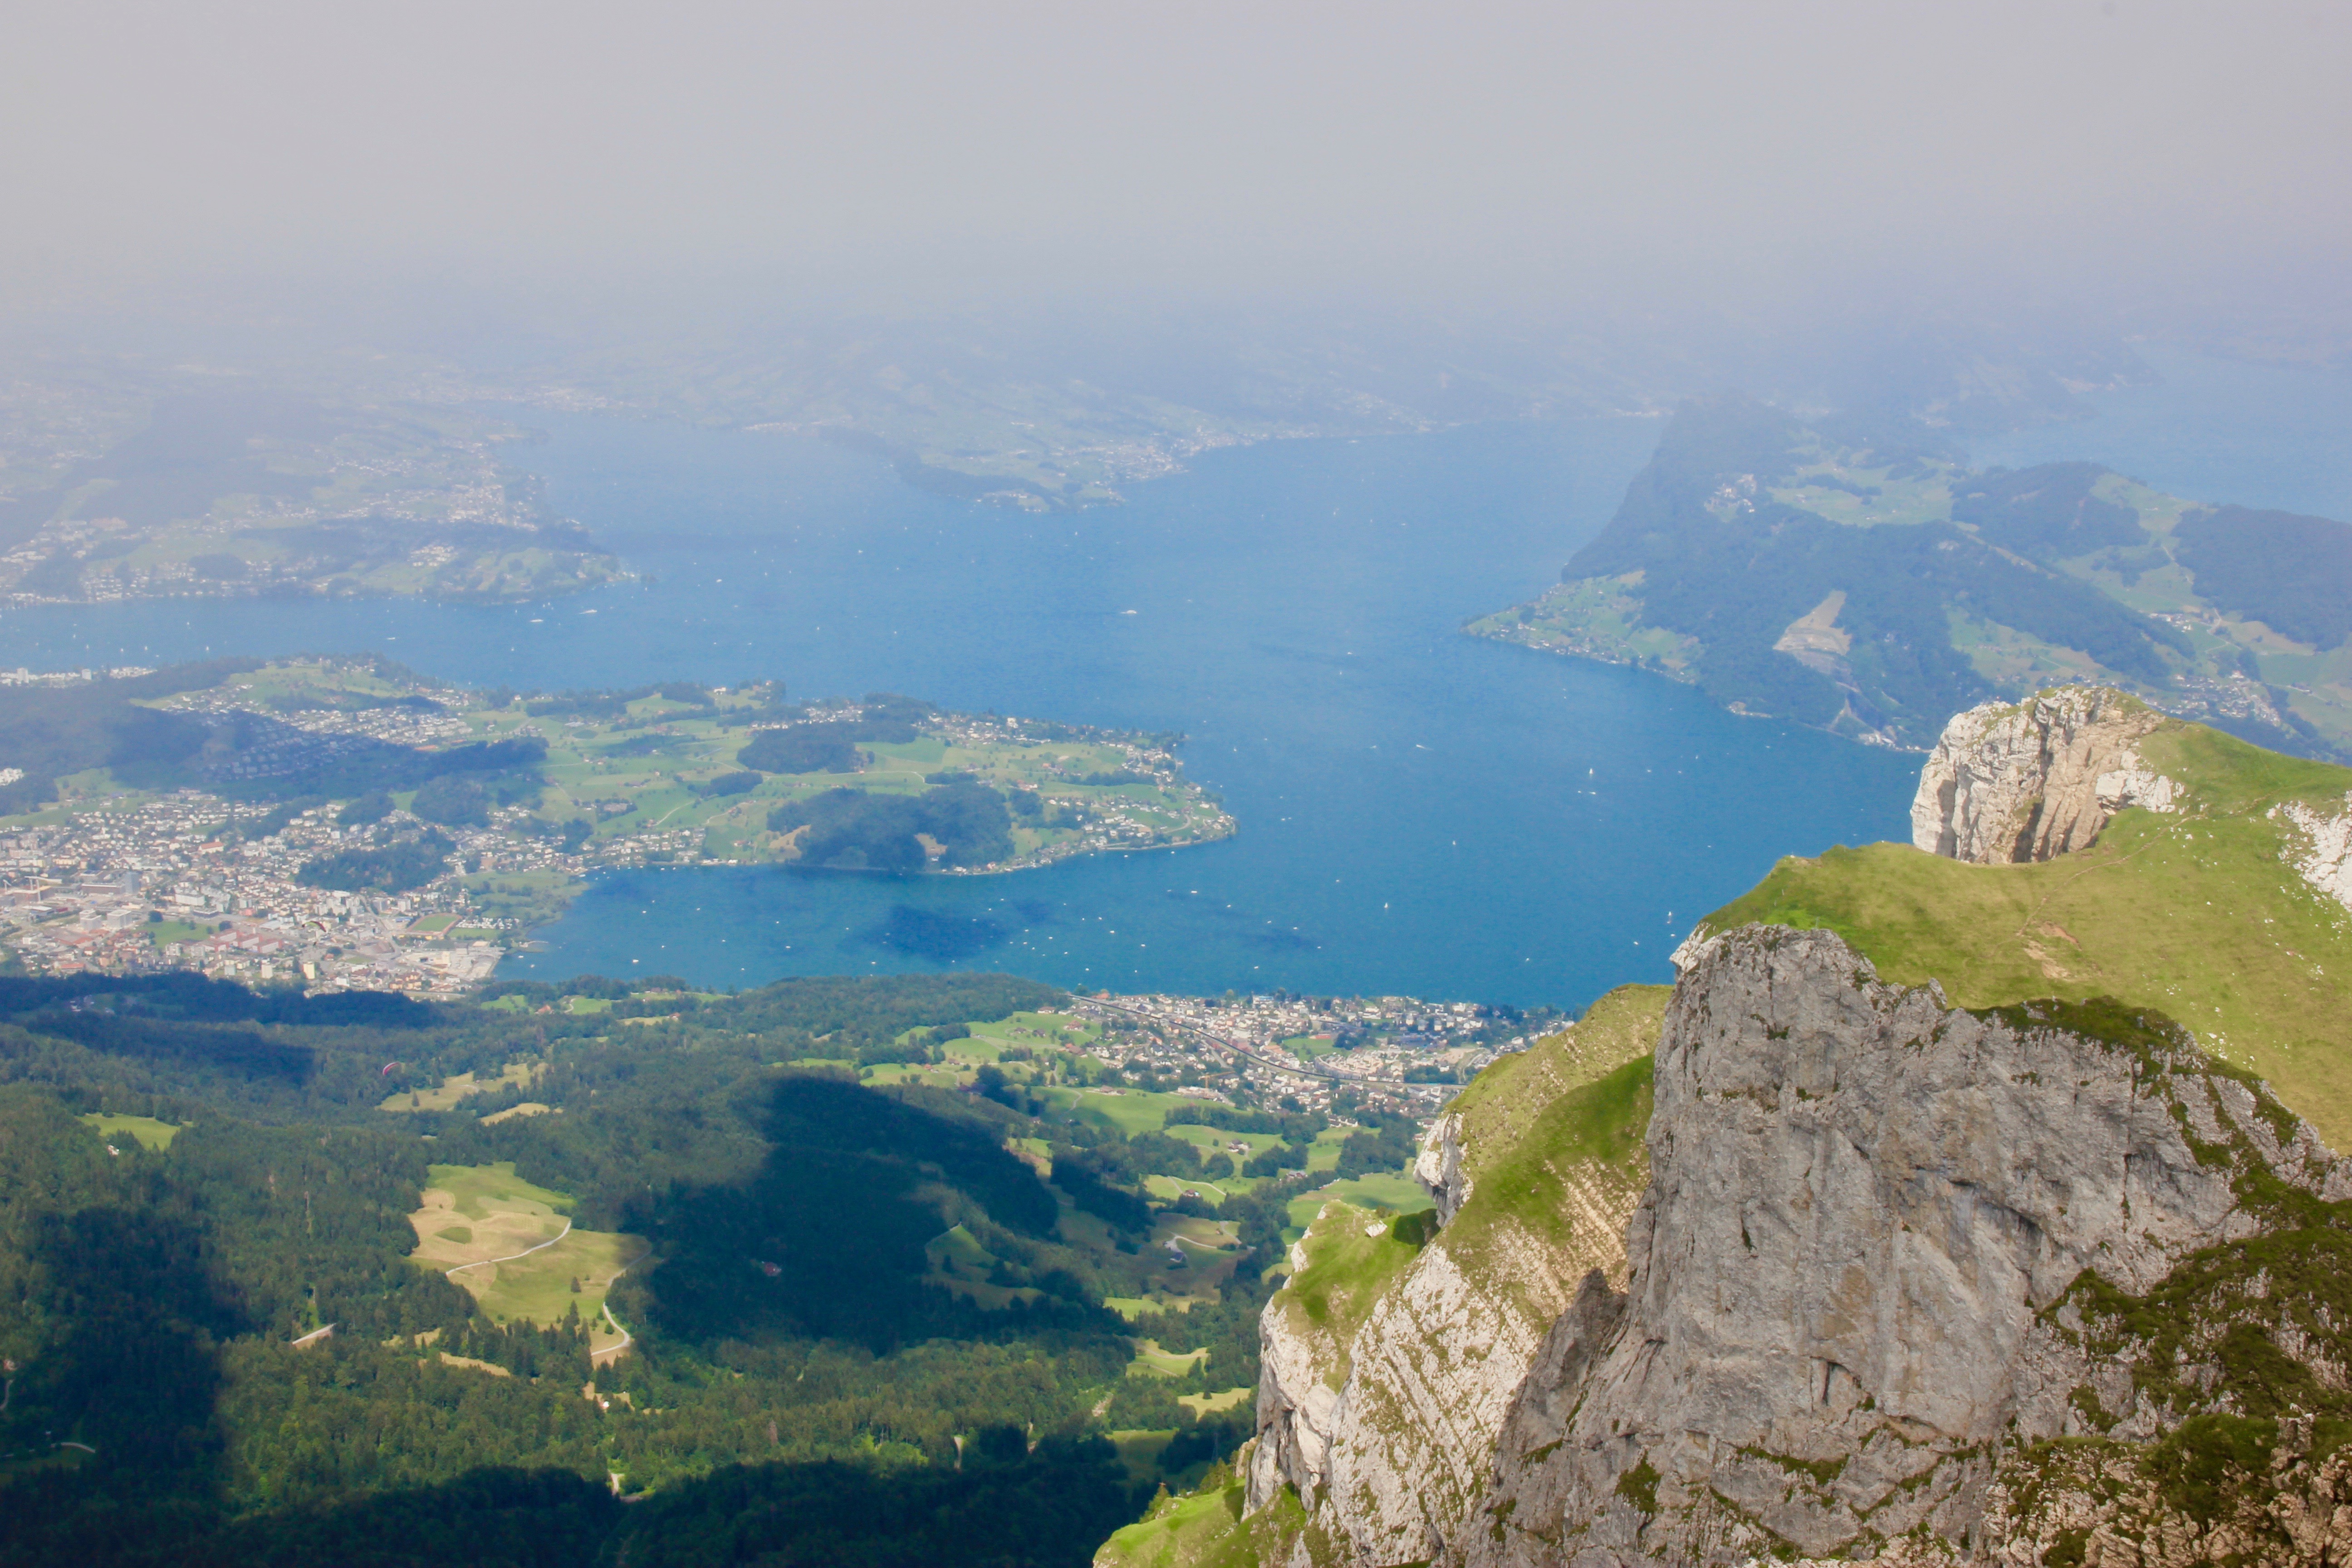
[1250,1248,1343,1519]
[1911,686,2180,863]
[1455,926,2352,1568]
[1412,1112,1473,1225]
[2275,794,2352,914]
[1247,992,1664,1568]
[1250,1191,1647,1568]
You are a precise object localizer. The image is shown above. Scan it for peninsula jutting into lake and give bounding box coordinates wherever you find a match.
[0,655,1233,991]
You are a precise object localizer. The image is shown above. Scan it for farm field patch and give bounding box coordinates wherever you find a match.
[78,1112,180,1150]
[380,1060,539,1113]
[405,1161,646,1357]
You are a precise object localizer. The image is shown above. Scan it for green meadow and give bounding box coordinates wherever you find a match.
[497,687,1231,869]
[379,1060,540,1114]
[405,1161,644,1356]
[78,1112,181,1150]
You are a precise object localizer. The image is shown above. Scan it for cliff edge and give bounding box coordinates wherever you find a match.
[1244,986,1667,1568]
[1461,925,2352,1568]
[1109,696,2352,1568]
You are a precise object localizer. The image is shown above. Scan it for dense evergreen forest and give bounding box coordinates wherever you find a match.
[2172,503,2352,652]
[0,969,1321,1566]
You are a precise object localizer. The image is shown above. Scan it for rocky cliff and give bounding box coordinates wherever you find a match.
[2274,794,2352,914]
[1242,986,1666,1568]
[1137,922,2352,1568]
[1699,686,2352,1148]
[1108,697,2352,1568]
[1911,686,2181,864]
[1461,925,2352,1568]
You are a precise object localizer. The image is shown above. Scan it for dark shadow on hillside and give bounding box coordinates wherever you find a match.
[0,971,431,1025]
[110,1432,1140,1566]
[10,1014,316,1084]
[0,974,443,1094]
[0,1207,241,1565]
[611,1433,1139,1568]
[623,1075,1092,1351]
[200,1466,618,1568]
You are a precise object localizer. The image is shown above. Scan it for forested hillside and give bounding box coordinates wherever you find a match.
[0,968,1337,1566]
[1470,396,2352,757]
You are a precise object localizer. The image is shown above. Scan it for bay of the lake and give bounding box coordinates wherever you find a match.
[6,345,2325,1008]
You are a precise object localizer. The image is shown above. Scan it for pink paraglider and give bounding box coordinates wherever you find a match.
[382,1062,403,1077]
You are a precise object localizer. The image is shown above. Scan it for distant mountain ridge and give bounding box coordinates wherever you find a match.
[1469,397,2352,760]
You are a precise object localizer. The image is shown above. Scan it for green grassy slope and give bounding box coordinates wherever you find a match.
[1095,1469,1335,1568]
[1436,985,1662,1270]
[76,1111,181,1150]
[1698,721,2352,1144]
[1268,984,1667,1382]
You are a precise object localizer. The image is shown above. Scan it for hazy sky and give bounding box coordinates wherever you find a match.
[5,0,2348,320]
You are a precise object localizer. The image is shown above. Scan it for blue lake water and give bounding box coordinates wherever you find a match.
[0,345,2331,1008]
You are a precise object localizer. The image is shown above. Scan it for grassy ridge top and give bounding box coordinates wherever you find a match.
[1441,1054,1652,1279]
[1448,984,1664,1164]
[1700,721,2352,1144]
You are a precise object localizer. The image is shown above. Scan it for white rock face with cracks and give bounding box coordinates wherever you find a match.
[2274,793,2352,914]
[1911,686,2180,864]
[1246,1008,1655,1568]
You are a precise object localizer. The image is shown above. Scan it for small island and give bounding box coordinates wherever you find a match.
[0,657,1234,991]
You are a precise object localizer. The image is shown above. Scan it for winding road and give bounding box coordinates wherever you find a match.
[446,1217,574,1278]
[441,1215,649,1364]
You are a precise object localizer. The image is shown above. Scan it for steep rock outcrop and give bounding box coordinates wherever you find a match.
[2274,794,2352,914]
[1912,686,2181,863]
[1458,925,2352,1568]
[1247,987,1666,1567]
[1413,1112,1474,1225]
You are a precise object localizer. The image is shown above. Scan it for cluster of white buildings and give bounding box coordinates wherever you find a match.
[0,794,536,995]
[1068,990,1531,1117]
[158,681,476,772]
[0,664,157,687]
[585,824,707,867]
